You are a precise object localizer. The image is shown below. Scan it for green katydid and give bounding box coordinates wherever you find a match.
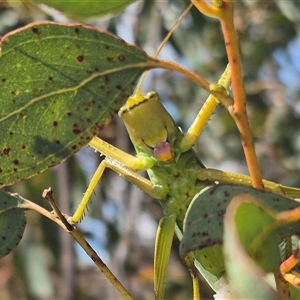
[68,63,300,299]
[1,3,299,299]
[59,3,300,298]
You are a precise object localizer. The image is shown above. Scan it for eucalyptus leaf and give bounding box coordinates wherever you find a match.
[223,197,281,299]
[32,0,138,18]
[180,185,300,279]
[0,190,26,258]
[228,196,281,272]
[0,22,154,187]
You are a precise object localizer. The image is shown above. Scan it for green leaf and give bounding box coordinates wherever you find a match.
[193,245,224,288]
[223,197,281,299]
[180,185,300,279]
[0,22,154,187]
[31,0,138,18]
[229,196,281,272]
[290,284,300,299]
[0,190,26,258]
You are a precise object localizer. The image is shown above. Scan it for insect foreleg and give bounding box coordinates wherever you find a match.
[71,156,163,225]
[179,64,232,152]
[89,136,156,171]
[104,157,166,200]
[71,159,107,224]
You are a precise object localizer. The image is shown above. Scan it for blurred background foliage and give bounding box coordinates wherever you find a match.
[1,0,300,299]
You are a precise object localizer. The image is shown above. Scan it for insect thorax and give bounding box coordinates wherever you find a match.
[147,149,210,230]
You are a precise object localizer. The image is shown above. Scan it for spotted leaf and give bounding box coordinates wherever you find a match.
[180,185,300,282]
[0,190,26,258]
[0,22,155,187]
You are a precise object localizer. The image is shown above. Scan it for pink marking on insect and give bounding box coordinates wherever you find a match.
[154,142,173,162]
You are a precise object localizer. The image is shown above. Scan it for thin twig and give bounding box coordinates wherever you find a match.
[20,189,135,300]
[191,0,263,189]
[42,187,73,231]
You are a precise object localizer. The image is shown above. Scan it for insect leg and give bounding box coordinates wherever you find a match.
[175,222,201,299]
[197,168,300,199]
[71,159,107,224]
[89,136,156,171]
[104,157,166,200]
[179,64,232,152]
[71,156,165,224]
[154,214,176,300]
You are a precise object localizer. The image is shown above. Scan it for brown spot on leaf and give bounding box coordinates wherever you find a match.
[53,121,58,127]
[77,55,84,62]
[209,187,217,195]
[224,190,230,197]
[67,112,72,117]
[3,148,11,156]
[13,159,19,165]
[48,76,53,81]
[218,209,225,216]
[1,78,6,82]
[31,27,39,34]
[73,123,81,134]
[75,28,80,34]
[116,85,122,90]
[118,55,125,61]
